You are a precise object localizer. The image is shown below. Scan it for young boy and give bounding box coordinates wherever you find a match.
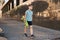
[24,5,34,38]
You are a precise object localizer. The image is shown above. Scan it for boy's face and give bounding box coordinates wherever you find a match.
[29,5,33,10]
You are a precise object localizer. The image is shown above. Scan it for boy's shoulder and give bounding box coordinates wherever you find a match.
[25,10,29,13]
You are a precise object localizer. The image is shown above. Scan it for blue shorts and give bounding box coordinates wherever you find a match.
[27,21,32,25]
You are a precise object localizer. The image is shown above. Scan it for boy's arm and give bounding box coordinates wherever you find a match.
[25,11,27,20]
[24,14,26,20]
[24,12,27,20]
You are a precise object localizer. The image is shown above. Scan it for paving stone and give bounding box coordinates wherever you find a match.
[0,18,60,40]
[0,37,7,40]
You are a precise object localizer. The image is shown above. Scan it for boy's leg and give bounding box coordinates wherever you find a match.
[28,21,34,35]
[24,26,28,37]
[30,25,35,38]
[24,26,27,33]
[29,21,35,37]
[30,25,33,35]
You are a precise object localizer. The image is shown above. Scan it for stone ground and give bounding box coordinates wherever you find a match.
[0,18,60,40]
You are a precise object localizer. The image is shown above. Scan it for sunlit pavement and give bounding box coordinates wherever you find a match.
[0,18,60,40]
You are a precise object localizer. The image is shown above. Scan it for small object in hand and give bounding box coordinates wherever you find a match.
[21,16,25,21]
[25,21,28,28]
[21,16,28,28]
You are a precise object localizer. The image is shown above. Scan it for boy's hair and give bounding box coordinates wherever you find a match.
[28,4,33,7]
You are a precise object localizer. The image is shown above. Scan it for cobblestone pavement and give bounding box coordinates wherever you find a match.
[0,18,60,40]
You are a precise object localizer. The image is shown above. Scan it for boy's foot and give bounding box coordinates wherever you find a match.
[24,33,28,37]
[30,35,35,38]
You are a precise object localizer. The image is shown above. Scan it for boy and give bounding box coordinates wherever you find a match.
[24,5,34,38]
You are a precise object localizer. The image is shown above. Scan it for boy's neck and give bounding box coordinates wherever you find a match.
[28,9,31,10]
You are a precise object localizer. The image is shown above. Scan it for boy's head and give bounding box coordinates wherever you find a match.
[28,5,33,10]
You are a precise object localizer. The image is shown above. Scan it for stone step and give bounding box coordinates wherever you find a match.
[0,37,7,40]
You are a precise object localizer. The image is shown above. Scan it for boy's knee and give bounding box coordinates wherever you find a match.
[30,26,32,28]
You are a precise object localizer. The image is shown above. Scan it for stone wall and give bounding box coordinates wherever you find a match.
[1,0,60,30]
